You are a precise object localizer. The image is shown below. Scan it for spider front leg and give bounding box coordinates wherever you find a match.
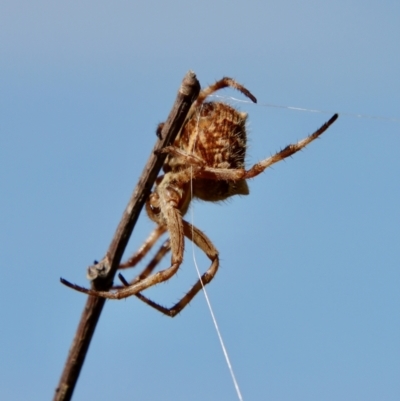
[195,77,257,105]
[126,220,219,317]
[181,77,257,131]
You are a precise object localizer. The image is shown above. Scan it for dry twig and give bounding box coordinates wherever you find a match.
[53,71,200,401]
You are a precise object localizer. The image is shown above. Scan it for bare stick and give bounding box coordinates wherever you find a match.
[53,71,200,401]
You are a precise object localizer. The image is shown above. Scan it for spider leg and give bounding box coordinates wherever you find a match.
[191,114,339,182]
[159,78,255,143]
[127,220,219,317]
[244,113,339,178]
[196,77,257,105]
[113,238,170,290]
[119,225,167,270]
[60,203,185,299]
[60,249,180,299]
[182,78,257,127]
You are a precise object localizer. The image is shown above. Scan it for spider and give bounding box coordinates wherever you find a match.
[61,77,338,316]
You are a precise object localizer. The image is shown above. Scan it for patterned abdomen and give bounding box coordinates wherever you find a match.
[168,102,250,201]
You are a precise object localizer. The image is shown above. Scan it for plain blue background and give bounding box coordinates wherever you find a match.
[1,1,399,400]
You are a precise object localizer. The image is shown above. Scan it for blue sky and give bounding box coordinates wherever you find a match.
[1,1,399,400]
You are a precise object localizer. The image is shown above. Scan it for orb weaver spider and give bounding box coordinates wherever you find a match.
[61,77,338,317]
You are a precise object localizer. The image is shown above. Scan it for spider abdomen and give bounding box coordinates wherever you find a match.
[179,102,247,168]
[168,102,250,201]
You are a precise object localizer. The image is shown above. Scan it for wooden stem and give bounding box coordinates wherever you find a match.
[53,71,200,401]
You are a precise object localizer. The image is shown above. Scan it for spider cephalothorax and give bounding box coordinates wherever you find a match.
[61,77,338,316]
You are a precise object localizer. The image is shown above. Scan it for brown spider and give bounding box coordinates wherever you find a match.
[61,77,338,316]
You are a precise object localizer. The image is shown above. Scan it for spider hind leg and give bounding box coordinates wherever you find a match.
[122,220,219,317]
